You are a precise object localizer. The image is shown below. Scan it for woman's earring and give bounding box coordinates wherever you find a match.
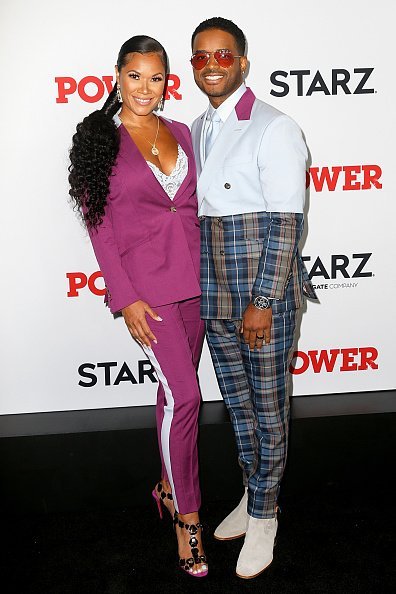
[157,97,164,111]
[116,84,122,103]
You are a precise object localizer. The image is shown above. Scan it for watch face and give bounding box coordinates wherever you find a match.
[253,296,270,309]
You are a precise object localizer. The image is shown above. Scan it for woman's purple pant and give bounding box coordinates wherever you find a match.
[143,296,204,514]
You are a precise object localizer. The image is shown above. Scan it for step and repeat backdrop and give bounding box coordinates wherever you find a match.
[1,0,394,414]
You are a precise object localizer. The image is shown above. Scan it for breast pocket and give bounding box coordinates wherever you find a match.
[223,153,254,168]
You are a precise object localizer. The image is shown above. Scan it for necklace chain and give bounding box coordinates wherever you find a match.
[121,114,160,156]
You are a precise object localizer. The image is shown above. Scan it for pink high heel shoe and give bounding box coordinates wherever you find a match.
[152,482,174,520]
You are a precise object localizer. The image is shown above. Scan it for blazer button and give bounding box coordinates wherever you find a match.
[224,183,231,189]
[170,206,177,212]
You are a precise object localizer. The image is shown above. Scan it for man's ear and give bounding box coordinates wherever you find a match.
[240,56,248,75]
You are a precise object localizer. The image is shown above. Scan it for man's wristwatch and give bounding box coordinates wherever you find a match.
[252,295,271,310]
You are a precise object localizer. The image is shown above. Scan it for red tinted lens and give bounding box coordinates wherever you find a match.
[214,51,235,68]
[191,53,210,70]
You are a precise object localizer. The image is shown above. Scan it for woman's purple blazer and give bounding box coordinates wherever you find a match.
[87,118,201,314]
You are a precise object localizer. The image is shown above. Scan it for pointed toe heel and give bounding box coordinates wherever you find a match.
[152,482,174,520]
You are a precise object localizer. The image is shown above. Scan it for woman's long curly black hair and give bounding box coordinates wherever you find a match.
[68,36,169,229]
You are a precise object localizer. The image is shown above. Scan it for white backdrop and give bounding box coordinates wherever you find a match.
[1,0,395,414]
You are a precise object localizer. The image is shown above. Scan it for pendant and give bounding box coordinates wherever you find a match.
[151,146,159,156]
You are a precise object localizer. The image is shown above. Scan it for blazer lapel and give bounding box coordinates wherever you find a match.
[118,125,171,200]
[195,107,209,176]
[197,88,256,206]
[118,119,194,204]
[197,111,250,204]
[160,117,195,202]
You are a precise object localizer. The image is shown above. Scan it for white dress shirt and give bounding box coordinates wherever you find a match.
[202,84,247,162]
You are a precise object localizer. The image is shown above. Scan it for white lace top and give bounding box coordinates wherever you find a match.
[147,144,188,200]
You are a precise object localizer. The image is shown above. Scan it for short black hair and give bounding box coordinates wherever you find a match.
[191,17,246,55]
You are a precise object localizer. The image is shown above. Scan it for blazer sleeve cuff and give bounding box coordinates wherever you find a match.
[106,282,140,314]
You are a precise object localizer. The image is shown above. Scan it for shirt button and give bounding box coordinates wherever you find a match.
[170,207,177,212]
[220,250,225,255]
[224,183,231,189]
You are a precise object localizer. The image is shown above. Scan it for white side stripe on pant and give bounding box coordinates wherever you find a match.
[143,346,178,512]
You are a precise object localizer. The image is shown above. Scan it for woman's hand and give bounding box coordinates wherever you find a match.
[122,300,162,348]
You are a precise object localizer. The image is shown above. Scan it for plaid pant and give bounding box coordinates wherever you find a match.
[206,309,296,519]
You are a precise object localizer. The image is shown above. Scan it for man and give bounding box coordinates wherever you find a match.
[190,17,317,579]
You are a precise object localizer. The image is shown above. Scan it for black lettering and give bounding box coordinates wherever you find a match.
[309,256,330,279]
[114,362,138,385]
[354,68,374,94]
[307,70,331,96]
[290,70,310,96]
[331,255,350,278]
[97,361,117,386]
[352,253,373,278]
[332,69,351,95]
[78,363,97,387]
[270,71,289,97]
[138,360,158,384]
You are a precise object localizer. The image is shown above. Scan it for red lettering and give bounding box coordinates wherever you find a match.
[102,75,114,94]
[57,74,184,103]
[55,77,77,103]
[67,272,88,297]
[289,347,379,374]
[308,349,339,373]
[165,75,182,100]
[358,347,379,370]
[340,348,359,371]
[309,166,342,191]
[308,165,382,192]
[361,165,382,189]
[342,166,361,190]
[88,271,106,296]
[78,76,105,103]
[289,351,310,375]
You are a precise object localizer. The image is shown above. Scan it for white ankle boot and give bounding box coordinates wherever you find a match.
[214,489,248,540]
[236,514,278,579]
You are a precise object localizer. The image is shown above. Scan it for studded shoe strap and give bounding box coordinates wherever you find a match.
[157,482,173,501]
[179,554,208,571]
[174,513,206,570]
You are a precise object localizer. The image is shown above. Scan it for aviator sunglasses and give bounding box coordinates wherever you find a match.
[190,49,243,70]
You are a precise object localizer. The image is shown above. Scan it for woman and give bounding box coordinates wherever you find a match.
[68,35,207,578]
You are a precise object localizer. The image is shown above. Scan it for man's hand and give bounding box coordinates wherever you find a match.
[241,302,272,350]
[122,300,162,348]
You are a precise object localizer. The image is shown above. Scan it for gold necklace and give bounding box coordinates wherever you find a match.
[123,114,161,156]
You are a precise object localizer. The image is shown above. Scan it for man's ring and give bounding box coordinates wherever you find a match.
[256,335,264,340]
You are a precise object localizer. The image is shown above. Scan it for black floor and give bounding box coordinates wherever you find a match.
[1,413,395,593]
